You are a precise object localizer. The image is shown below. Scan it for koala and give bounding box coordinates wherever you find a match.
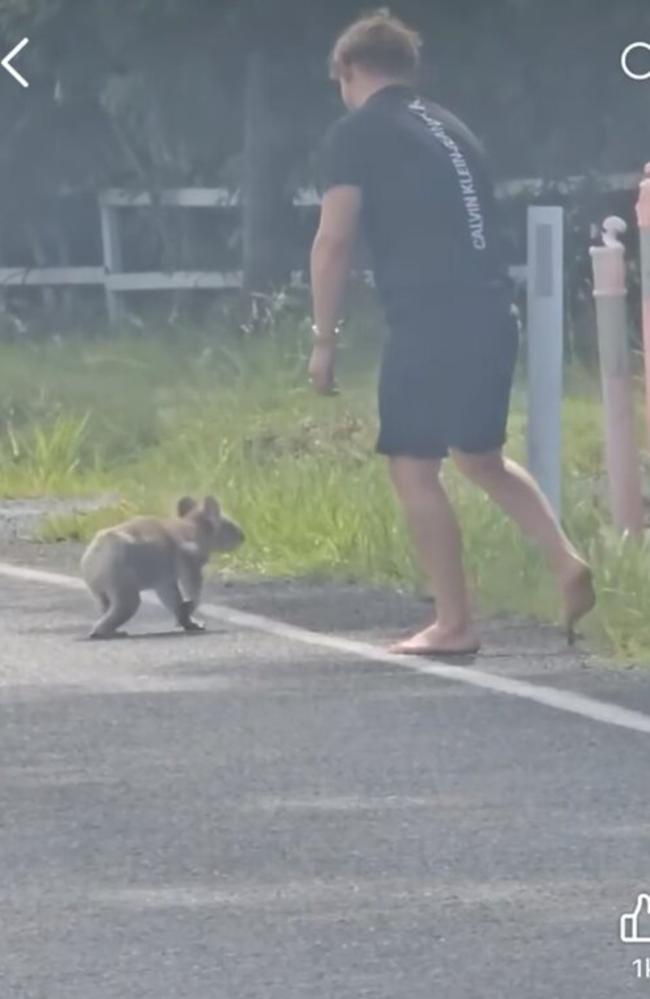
[80,495,244,640]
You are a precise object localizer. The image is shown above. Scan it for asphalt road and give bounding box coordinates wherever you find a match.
[1,552,649,999]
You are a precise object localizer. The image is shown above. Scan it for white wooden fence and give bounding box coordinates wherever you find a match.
[0,172,639,322]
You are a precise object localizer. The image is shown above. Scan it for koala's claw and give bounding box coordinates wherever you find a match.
[183,619,206,634]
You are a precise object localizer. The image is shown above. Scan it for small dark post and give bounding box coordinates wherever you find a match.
[241,47,292,303]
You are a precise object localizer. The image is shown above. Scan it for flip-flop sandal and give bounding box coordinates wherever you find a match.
[388,642,481,657]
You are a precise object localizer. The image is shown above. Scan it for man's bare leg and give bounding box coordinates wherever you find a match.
[451,448,595,639]
[387,456,480,655]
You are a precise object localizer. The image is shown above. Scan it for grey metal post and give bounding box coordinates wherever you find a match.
[99,195,125,324]
[526,206,564,516]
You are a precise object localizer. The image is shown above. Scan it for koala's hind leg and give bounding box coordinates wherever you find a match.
[177,557,204,624]
[155,578,205,633]
[89,588,140,640]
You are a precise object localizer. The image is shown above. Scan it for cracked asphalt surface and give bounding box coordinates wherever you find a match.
[1,539,649,998]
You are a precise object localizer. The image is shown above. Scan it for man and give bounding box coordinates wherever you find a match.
[308,10,595,655]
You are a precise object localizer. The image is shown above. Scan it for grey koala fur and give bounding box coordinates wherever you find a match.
[80,495,244,640]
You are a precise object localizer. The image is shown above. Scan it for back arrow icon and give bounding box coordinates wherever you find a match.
[2,37,29,88]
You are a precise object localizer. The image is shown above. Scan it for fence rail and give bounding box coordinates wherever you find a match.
[101,172,641,208]
[0,171,640,320]
[0,267,105,287]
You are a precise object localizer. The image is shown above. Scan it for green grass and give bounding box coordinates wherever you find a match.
[1,318,649,662]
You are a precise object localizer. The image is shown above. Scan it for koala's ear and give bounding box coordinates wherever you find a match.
[202,496,221,522]
[177,496,198,518]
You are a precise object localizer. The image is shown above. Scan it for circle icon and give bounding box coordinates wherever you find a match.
[621,42,650,81]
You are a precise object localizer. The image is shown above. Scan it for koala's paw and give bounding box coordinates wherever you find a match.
[183,618,206,634]
[178,599,205,633]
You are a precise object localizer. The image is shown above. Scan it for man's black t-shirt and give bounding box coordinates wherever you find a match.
[320,84,508,309]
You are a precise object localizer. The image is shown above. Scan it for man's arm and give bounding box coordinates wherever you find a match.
[309,185,361,393]
[311,185,361,337]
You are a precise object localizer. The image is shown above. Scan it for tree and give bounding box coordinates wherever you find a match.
[0,0,647,309]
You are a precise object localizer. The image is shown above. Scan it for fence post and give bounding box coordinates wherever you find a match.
[526,205,564,516]
[99,194,125,324]
[589,216,644,535]
[636,163,650,452]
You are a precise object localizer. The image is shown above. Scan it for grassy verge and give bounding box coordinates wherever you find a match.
[0,320,648,661]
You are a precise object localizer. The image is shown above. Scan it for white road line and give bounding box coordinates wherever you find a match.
[2,561,650,735]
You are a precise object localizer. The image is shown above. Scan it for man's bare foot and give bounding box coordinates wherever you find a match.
[389,622,481,656]
[561,559,596,645]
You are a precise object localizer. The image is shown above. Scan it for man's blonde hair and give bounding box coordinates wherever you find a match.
[329,9,422,81]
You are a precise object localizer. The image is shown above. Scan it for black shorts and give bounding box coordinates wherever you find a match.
[376,286,520,460]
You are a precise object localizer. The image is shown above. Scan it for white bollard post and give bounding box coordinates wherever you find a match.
[636,163,650,453]
[589,216,644,536]
[526,206,564,516]
[99,195,125,325]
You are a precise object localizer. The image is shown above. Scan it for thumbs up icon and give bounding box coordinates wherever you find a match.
[620,894,650,943]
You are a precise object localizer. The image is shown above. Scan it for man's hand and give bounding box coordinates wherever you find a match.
[308,342,338,395]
